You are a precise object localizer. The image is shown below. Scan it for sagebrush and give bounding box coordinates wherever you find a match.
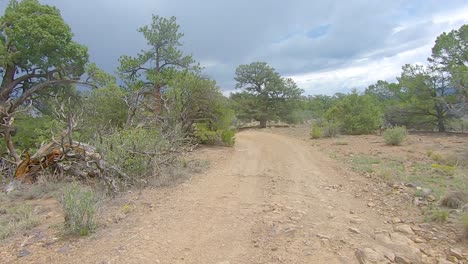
[59,183,99,236]
[383,126,407,146]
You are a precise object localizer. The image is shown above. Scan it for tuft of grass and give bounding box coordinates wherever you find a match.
[58,183,99,236]
[0,204,40,240]
[431,163,456,176]
[424,207,449,223]
[440,192,468,209]
[383,126,407,146]
[349,155,380,173]
[429,152,458,166]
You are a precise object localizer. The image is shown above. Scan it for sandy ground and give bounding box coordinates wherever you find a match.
[1,130,466,263]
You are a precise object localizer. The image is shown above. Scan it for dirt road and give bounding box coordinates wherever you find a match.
[17,131,425,263]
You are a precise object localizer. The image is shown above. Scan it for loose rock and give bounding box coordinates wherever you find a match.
[394,224,415,235]
[18,249,30,258]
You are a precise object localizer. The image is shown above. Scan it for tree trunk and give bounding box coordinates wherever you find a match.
[437,116,446,132]
[435,104,446,133]
[155,85,161,114]
[259,119,267,128]
[3,117,20,163]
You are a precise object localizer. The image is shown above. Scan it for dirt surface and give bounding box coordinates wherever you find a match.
[1,130,467,263]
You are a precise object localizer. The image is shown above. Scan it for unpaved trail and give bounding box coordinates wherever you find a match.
[20,131,406,263]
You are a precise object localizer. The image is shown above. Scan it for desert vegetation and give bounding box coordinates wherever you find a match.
[0,0,466,262]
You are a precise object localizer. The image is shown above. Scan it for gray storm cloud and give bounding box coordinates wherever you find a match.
[1,0,467,94]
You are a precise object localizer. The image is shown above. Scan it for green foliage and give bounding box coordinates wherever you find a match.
[310,125,323,139]
[80,86,128,142]
[383,126,407,146]
[0,204,39,240]
[232,62,303,127]
[431,163,456,176]
[321,121,340,138]
[194,123,218,145]
[194,123,235,146]
[221,129,236,146]
[325,92,382,135]
[118,15,196,105]
[98,128,166,179]
[429,24,467,97]
[0,113,58,154]
[165,72,234,133]
[0,0,88,73]
[59,183,98,236]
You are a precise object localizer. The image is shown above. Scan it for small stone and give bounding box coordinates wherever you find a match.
[447,248,463,260]
[394,224,415,235]
[348,227,361,234]
[367,202,376,208]
[57,246,70,254]
[437,258,454,264]
[416,187,422,191]
[446,256,458,263]
[395,255,411,264]
[316,234,331,240]
[426,195,436,202]
[421,188,432,196]
[355,248,386,264]
[18,249,30,258]
[350,210,355,214]
[350,218,364,224]
[413,238,426,243]
[392,217,402,224]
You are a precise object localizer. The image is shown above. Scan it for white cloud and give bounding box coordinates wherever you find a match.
[288,5,468,95]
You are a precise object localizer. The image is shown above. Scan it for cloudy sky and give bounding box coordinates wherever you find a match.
[1,0,467,95]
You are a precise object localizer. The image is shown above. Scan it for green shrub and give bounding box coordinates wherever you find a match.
[221,129,236,146]
[59,183,99,236]
[99,127,170,179]
[194,123,218,145]
[310,125,323,139]
[383,126,407,146]
[324,92,382,135]
[195,123,235,147]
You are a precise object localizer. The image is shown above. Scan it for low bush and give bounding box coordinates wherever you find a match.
[59,183,99,236]
[221,129,236,146]
[194,123,235,146]
[383,126,407,146]
[322,121,340,138]
[441,191,468,209]
[425,208,449,223]
[310,125,323,139]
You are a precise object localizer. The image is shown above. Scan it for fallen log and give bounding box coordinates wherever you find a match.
[4,141,129,193]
